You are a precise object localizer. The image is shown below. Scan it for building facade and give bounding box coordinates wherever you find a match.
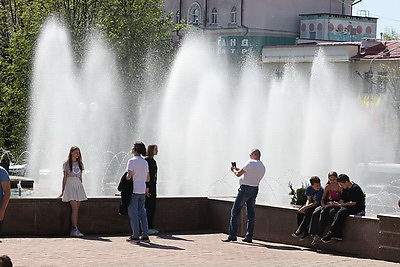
[262,39,400,99]
[163,0,372,55]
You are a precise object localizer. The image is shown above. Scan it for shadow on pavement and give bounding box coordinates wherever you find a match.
[81,236,113,242]
[155,231,219,242]
[156,234,194,242]
[236,241,303,251]
[128,241,185,250]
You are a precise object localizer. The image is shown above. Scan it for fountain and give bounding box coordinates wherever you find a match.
[146,36,399,214]
[25,18,399,216]
[28,17,129,196]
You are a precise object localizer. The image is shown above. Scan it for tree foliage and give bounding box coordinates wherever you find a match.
[376,62,400,161]
[288,182,307,206]
[382,28,400,41]
[0,0,177,156]
[382,64,400,102]
[96,0,176,90]
[0,0,52,154]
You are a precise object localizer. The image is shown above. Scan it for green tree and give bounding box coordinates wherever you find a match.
[96,0,175,89]
[0,0,53,155]
[382,27,400,41]
[50,0,102,63]
[379,62,400,161]
[0,0,178,156]
[288,182,307,206]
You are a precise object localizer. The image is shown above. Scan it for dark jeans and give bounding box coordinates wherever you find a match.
[145,192,156,229]
[228,185,259,240]
[328,206,362,238]
[0,220,2,234]
[309,206,340,236]
[296,206,317,234]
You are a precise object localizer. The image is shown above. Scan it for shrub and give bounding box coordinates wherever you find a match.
[288,182,307,206]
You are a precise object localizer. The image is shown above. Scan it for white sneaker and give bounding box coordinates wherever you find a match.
[311,235,320,245]
[70,229,84,237]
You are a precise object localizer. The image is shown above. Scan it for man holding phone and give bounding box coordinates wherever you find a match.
[222,148,266,243]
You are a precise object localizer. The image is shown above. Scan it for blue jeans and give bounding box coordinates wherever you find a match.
[128,194,148,238]
[228,185,259,239]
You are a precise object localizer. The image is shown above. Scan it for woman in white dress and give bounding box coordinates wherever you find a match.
[58,146,87,237]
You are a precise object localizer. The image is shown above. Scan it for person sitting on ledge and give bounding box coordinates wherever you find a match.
[292,176,323,241]
[309,171,342,245]
[321,173,365,243]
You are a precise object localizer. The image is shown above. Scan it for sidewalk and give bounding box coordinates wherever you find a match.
[1,232,397,266]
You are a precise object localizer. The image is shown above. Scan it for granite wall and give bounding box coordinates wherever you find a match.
[3,197,399,263]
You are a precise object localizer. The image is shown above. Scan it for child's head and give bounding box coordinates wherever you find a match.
[310,176,321,190]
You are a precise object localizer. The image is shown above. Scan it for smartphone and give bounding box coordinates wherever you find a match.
[231,162,236,168]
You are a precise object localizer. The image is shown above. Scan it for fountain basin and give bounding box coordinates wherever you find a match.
[3,197,399,263]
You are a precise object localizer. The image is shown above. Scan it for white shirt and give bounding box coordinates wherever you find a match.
[126,156,149,194]
[240,159,266,186]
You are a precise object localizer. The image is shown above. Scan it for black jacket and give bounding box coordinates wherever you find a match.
[117,172,133,215]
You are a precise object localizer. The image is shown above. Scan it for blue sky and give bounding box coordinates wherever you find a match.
[352,0,400,38]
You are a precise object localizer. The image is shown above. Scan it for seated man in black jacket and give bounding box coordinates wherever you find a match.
[321,173,365,243]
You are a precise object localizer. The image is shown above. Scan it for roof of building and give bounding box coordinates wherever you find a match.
[263,41,360,49]
[317,42,361,47]
[352,40,400,61]
[299,13,378,21]
[262,39,400,62]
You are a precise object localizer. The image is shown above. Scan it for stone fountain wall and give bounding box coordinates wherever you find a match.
[3,197,399,263]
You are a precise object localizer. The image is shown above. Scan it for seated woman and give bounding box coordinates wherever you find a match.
[309,171,342,245]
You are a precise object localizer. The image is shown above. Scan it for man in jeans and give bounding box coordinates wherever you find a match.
[321,173,365,243]
[222,149,266,243]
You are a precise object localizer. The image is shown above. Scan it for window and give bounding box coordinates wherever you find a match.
[192,8,199,24]
[230,6,237,24]
[175,11,180,24]
[188,2,201,25]
[211,8,217,24]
